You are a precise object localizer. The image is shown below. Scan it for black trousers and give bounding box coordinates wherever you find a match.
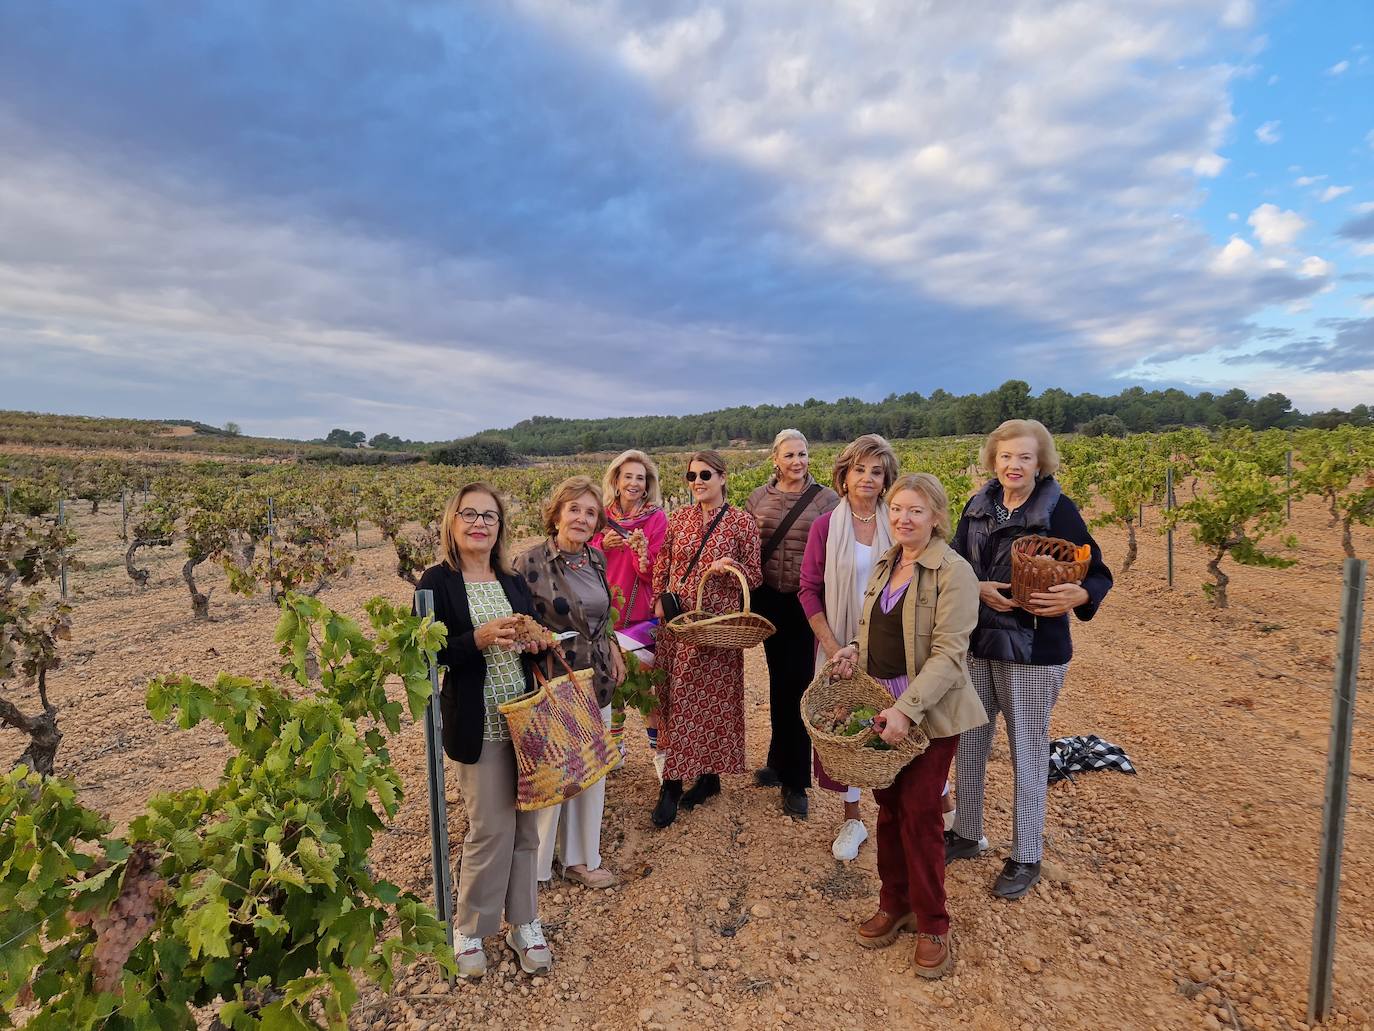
[753,584,816,791]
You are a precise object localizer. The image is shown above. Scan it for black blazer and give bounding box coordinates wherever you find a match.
[415,562,540,764]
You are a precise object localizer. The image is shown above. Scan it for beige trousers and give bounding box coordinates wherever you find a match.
[452,739,540,937]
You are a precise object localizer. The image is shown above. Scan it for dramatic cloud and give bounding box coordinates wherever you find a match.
[1224,317,1374,372]
[0,0,1345,435]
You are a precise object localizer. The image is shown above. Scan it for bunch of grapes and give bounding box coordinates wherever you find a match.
[69,844,166,992]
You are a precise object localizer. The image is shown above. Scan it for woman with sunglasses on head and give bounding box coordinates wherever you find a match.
[516,476,625,890]
[590,450,669,764]
[414,483,552,980]
[798,433,899,859]
[649,450,762,828]
[745,429,838,819]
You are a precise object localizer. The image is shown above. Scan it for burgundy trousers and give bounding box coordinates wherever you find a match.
[872,734,960,935]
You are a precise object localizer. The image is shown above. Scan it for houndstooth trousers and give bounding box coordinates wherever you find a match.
[954,656,1068,864]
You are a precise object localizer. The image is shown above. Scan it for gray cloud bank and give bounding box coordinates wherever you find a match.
[0,0,1340,436]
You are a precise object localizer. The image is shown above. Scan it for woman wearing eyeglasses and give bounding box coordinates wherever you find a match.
[415,483,551,980]
[649,450,762,828]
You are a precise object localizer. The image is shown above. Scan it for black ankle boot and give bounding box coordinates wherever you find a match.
[652,779,683,828]
[680,773,721,811]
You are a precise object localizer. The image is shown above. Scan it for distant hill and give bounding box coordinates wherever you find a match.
[0,411,331,458]
[467,380,1368,456]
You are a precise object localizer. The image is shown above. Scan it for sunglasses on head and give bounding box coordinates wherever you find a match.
[684,469,717,482]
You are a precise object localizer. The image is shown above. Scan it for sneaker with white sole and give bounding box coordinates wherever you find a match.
[832,818,869,861]
[506,919,553,974]
[455,934,486,979]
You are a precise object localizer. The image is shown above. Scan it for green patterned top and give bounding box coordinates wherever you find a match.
[465,581,529,742]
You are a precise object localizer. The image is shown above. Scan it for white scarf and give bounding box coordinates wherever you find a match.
[817,497,893,672]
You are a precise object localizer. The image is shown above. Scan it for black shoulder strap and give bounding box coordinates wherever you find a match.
[761,483,823,566]
[679,504,730,586]
[604,515,631,537]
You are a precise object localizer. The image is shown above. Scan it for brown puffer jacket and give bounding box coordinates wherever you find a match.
[745,478,839,593]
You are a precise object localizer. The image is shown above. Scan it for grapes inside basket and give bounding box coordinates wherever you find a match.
[808,704,894,750]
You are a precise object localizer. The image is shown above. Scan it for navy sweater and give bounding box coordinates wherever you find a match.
[951,478,1113,666]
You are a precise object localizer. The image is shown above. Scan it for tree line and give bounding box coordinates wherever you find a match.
[445,381,1371,457]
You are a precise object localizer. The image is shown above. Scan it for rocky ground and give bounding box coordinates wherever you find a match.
[6,496,1372,1031]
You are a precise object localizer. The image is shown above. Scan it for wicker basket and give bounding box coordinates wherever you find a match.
[801,663,929,790]
[1010,535,1090,608]
[664,566,775,650]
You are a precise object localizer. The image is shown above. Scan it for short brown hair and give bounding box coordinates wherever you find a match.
[887,472,952,540]
[603,450,663,509]
[542,475,607,537]
[831,434,899,496]
[439,482,512,573]
[980,419,1060,478]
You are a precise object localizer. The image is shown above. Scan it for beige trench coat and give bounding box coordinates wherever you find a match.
[853,537,988,738]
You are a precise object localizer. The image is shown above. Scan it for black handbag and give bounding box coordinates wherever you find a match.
[659,504,729,621]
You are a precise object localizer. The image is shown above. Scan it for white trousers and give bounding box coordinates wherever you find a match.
[535,703,611,878]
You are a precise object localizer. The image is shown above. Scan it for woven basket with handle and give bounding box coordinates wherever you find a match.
[1010,534,1090,608]
[801,662,929,790]
[499,652,617,811]
[664,565,775,650]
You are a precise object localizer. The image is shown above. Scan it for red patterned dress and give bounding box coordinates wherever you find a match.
[652,503,763,780]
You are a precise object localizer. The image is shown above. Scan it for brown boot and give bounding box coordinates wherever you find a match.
[856,909,916,949]
[913,931,953,979]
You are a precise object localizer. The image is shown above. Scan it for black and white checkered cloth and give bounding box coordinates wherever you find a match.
[1048,734,1136,785]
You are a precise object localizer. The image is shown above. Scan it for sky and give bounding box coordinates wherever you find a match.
[1,0,1371,440]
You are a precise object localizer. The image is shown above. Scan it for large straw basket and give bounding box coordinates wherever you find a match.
[1010,535,1090,608]
[499,653,617,811]
[664,565,775,650]
[801,663,929,791]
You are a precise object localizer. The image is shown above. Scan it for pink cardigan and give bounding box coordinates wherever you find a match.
[798,509,834,621]
[591,506,668,627]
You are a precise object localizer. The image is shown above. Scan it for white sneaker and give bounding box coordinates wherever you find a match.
[455,934,486,979]
[506,919,553,974]
[832,819,869,862]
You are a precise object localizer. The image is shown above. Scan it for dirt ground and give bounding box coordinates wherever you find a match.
[6,496,1373,1031]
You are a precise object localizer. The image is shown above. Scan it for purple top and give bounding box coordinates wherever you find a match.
[879,576,909,613]
[798,510,834,620]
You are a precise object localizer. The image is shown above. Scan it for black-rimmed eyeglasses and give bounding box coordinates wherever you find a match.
[458,508,500,526]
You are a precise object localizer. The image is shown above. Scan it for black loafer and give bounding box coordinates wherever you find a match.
[781,787,809,819]
[944,830,986,864]
[680,773,720,811]
[992,859,1041,900]
[652,779,683,829]
[753,767,782,788]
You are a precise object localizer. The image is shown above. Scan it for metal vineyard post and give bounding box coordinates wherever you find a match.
[414,588,456,974]
[1308,558,1365,1025]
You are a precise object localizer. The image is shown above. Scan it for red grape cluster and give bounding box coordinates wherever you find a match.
[69,845,165,992]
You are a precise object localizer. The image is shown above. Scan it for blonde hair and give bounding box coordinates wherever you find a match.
[887,472,952,540]
[980,419,1060,478]
[542,475,607,537]
[439,482,512,574]
[602,449,663,509]
[831,434,900,496]
[770,429,808,483]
